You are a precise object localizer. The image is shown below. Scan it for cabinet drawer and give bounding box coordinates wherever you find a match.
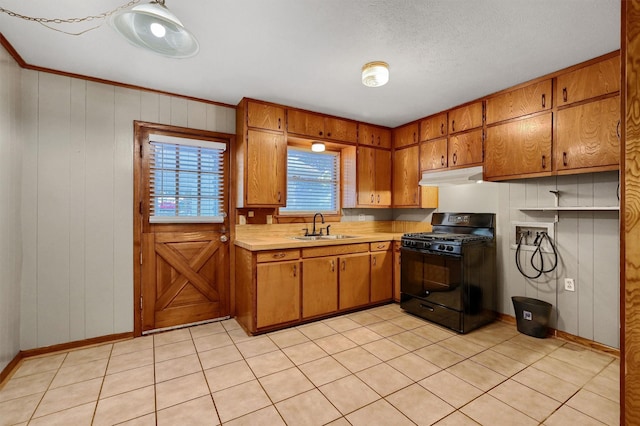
[302,243,369,258]
[257,249,300,263]
[370,241,391,251]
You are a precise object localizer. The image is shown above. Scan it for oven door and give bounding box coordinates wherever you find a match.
[400,247,463,311]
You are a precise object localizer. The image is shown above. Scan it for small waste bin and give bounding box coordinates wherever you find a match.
[511,296,552,338]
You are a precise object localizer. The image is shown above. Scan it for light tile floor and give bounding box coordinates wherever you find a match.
[0,304,620,425]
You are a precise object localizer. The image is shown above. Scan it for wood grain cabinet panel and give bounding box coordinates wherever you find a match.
[484,113,552,180]
[556,96,620,171]
[287,110,357,143]
[357,147,391,207]
[485,80,552,124]
[420,138,448,171]
[448,129,483,168]
[302,256,338,318]
[338,253,371,310]
[359,123,391,148]
[247,101,285,132]
[246,130,286,206]
[256,261,300,328]
[393,145,420,207]
[393,122,419,148]
[375,149,392,206]
[449,101,483,134]
[370,249,393,303]
[324,117,358,143]
[420,113,448,141]
[556,55,620,106]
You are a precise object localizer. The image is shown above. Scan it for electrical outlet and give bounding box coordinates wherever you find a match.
[564,278,575,292]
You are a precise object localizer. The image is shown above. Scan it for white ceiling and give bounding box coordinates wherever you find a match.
[0,0,620,127]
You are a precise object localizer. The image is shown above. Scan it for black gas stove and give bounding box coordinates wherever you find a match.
[400,213,497,333]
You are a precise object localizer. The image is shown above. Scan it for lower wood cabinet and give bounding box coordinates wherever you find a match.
[235,241,395,334]
[393,241,401,302]
[302,256,338,318]
[256,260,300,328]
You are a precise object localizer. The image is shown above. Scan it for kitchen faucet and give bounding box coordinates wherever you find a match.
[312,212,325,236]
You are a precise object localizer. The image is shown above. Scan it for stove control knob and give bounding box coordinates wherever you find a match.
[438,244,445,250]
[446,246,454,251]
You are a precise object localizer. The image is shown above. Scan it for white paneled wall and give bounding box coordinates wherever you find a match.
[434,171,620,348]
[0,46,22,371]
[19,71,235,349]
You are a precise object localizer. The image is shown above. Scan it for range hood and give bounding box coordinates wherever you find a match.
[419,166,484,186]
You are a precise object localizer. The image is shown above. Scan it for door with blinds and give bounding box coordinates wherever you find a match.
[135,123,231,334]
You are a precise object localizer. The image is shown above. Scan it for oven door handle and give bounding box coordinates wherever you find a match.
[400,247,462,258]
[420,303,435,312]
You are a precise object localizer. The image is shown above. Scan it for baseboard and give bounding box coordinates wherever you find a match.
[0,332,134,387]
[496,312,620,356]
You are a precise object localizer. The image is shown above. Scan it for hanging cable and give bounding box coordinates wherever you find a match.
[515,231,559,279]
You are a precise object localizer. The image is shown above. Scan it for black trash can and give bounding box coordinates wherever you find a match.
[511,296,552,338]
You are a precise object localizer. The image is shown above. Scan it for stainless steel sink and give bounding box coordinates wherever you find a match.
[290,235,357,241]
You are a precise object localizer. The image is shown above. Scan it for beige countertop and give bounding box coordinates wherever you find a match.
[234,232,404,251]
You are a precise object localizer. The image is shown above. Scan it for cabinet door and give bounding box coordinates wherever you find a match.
[448,129,483,168]
[256,261,300,328]
[246,130,286,206]
[393,242,401,303]
[556,96,620,171]
[325,117,357,143]
[371,250,393,303]
[485,80,552,124]
[420,138,448,171]
[339,253,371,310]
[247,101,285,132]
[393,145,420,207]
[484,113,552,179]
[287,110,325,138]
[449,101,483,134]
[302,256,338,318]
[556,55,620,106]
[357,146,376,206]
[375,149,392,206]
[393,123,419,148]
[359,124,392,149]
[420,113,448,141]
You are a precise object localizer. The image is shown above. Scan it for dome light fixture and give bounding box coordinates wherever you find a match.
[110,0,199,58]
[362,61,389,87]
[311,142,326,152]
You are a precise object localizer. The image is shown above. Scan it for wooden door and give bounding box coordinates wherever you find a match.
[393,145,420,207]
[420,138,448,171]
[324,117,357,143]
[375,149,392,206]
[287,110,325,138]
[449,101,483,134]
[136,123,231,334]
[247,101,284,132]
[357,146,376,206]
[338,253,371,310]
[246,130,286,206]
[359,124,392,149]
[393,122,419,148]
[256,261,300,328]
[370,249,393,303]
[302,256,338,318]
[556,55,620,106]
[556,96,620,171]
[448,129,483,168]
[485,79,552,124]
[420,112,448,141]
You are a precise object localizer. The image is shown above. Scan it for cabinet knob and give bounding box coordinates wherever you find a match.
[541,94,546,108]
[562,152,568,167]
[278,117,281,129]
[451,120,455,132]
[441,155,445,166]
[452,152,457,165]
[372,256,377,266]
[413,132,416,142]
[371,194,375,203]
[440,123,445,135]
[319,131,323,136]
[377,194,381,203]
[541,155,546,169]
[292,264,297,277]
[342,260,346,271]
[562,87,568,103]
[331,260,335,272]
[377,136,381,145]
[277,191,282,202]
[371,134,374,144]
[617,120,621,140]
[273,252,286,259]
[327,132,331,137]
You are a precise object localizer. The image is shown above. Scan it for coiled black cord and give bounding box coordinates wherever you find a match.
[515,231,559,279]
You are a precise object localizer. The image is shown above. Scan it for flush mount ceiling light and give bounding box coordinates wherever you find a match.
[311,142,326,152]
[362,61,389,87]
[110,0,199,58]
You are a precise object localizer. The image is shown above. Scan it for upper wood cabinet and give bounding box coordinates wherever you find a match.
[449,101,483,134]
[420,138,448,171]
[485,80,552,124]
[420,113,448,141]
[393,122,419,148]
[287,109,357,143]
[484,113,552,180]
[245,130,287,206]
[448,129,483,168]
[247,101,285,132]
[556,96,620,172]
[393,145,420,207]
[359,123,392,149]
[556,55,620,107]
[356,147,391,207]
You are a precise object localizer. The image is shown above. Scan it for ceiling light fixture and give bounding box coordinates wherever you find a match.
[311,142,326,152]
[110,0,199,58]
[362,61,389,87]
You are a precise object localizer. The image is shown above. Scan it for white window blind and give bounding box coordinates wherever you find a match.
[280,147,340,214]
[148,134,226,223]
